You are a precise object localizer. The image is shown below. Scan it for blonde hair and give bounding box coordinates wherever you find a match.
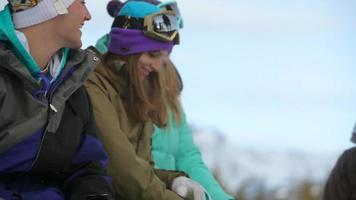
[102,52,168,127]
[162,58,183,125]
[102,52,182,128]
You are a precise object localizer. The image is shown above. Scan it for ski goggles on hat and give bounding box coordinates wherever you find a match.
[112,10,180,44]
[158,0,183,29]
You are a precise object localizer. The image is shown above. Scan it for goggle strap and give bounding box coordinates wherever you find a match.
[112,16,145,30]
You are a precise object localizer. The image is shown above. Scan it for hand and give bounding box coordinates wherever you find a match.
[172,176,206,200]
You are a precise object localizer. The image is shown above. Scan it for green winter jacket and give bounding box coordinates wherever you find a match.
[152,112,234,200]
[85,61,185,200]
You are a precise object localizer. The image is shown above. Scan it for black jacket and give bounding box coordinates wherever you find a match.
[322,147,356,200]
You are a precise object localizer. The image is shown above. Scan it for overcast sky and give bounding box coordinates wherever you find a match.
[2,0,356,153]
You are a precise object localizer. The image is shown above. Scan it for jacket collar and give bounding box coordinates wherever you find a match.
[95,58,129,98]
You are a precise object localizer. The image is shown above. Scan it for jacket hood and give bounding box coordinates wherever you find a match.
[95,34,110,54]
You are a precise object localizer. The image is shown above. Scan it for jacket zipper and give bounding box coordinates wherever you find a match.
[135,125,145,154]
[29,64,81,170]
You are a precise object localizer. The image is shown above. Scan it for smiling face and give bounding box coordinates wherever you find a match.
[114,50,169,127]
[52,0,91,48]
[137,50,169,78]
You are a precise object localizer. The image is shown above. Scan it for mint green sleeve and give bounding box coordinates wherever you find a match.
[175,112,235,200]
[95,34,110,54]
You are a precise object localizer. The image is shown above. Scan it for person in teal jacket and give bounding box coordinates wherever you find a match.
[95,1,235,199]
[152,59,235,200]
[152,112,235,200]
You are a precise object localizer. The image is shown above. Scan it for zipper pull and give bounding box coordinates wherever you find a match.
[50,104,58,113]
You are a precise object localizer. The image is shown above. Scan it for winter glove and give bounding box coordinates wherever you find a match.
[172,176,207,200]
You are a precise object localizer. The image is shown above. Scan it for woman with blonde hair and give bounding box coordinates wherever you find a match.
[95,0,235,199]
[95,0,234,200]
[85,1,207,199]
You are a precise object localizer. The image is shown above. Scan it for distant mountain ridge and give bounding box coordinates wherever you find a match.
[191,127,340,195]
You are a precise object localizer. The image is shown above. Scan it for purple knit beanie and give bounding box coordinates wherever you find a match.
[109,28,173,55]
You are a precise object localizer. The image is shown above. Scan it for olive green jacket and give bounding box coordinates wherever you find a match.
[85,61,184,200]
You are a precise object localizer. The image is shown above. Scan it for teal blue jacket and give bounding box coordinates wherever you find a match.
[152,112,234,200]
